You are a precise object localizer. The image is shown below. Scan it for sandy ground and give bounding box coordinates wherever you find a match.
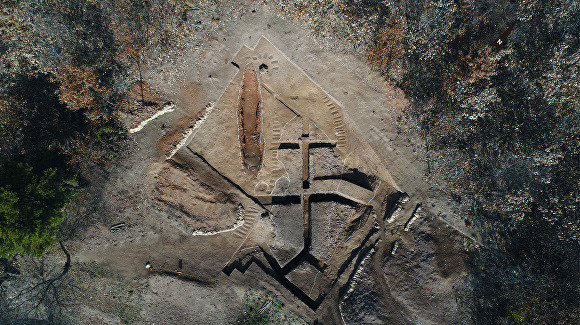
[50,5,472,324]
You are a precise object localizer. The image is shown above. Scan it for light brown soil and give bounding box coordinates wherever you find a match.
[155,160,240,233]
[275,149,302,195]
[237,64,264,175]
[310,201,359,261]
[309,147,343,178]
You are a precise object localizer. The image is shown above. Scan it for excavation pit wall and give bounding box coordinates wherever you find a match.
[237,64,264,175]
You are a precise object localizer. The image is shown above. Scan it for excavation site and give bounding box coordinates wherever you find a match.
[133,35,468,323]
[160,37,401,309]
[3,1,576,324]
[120,28,482,323]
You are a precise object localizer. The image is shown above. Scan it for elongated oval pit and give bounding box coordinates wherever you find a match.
[237,64,264,175]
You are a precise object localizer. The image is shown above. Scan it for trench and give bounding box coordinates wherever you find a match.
[223,193,383,310]
[237,64,264,175]
[278,142,300,150]
[313,169,374,191]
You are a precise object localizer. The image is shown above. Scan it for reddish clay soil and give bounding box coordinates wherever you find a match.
[156,82,205,156]
[156,106,206,156]
[237,64,264,175]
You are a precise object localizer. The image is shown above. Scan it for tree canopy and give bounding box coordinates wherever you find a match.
[0,158,74,258]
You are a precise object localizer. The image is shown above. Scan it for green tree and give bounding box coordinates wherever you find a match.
[0,158,74,258]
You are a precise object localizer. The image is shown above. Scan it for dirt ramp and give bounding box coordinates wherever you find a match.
[154,160,241,233]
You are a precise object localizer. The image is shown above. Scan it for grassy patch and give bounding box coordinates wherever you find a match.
[237,288,307,325]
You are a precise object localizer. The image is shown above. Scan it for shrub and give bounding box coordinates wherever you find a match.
[0,158,74,258]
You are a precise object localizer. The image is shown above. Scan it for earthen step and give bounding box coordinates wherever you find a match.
[245,213,259,220]
[234,226,251,235]
[233,225,252,237]
[272,168,285,174]
[247,206,260,213]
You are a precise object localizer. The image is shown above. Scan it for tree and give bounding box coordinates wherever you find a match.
[0,241,73,324]
[0,158,74,258]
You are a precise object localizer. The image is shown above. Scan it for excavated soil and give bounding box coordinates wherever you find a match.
[310,201,360,261]
[156,82,206,156]
[155,161,240,233]
[54,6,473,324]
[275,149,302,195]
[270,204,304,266]
[309,147,343,178]
[339,249,389,325]
[237,64,264,174]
